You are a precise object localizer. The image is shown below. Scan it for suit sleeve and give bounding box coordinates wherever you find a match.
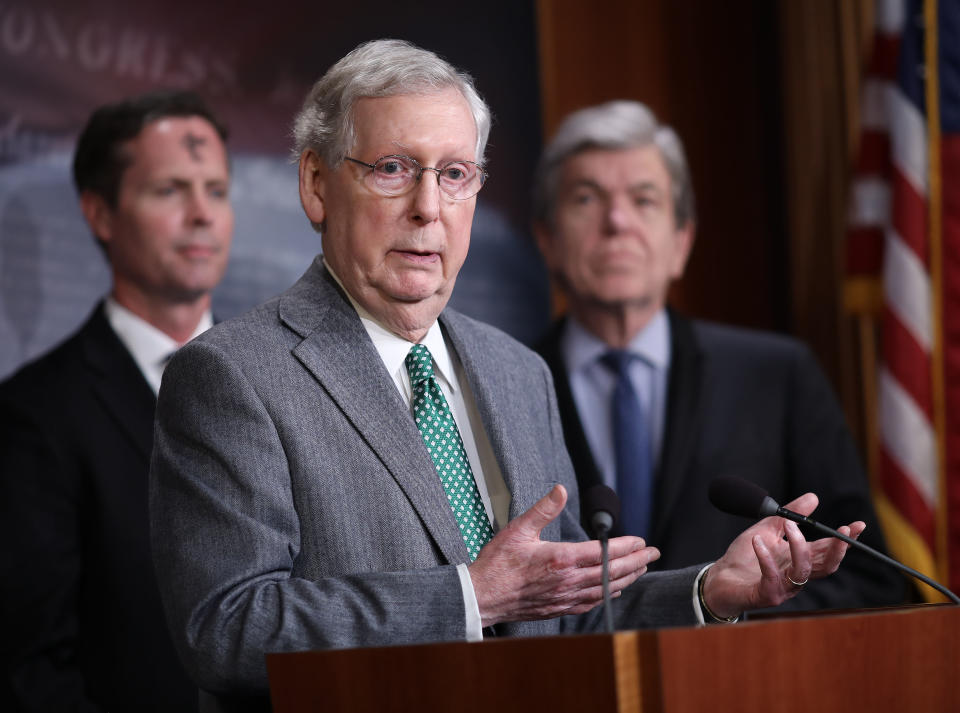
[149,340,469,696]
[776,345,907,610]
[0,394,104,712]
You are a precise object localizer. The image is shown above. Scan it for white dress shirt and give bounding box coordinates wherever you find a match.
[104,297,213,396]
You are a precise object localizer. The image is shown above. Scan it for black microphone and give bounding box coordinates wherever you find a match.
[582,484,621,633]
[583,483,620,539]
[708,476,960,605]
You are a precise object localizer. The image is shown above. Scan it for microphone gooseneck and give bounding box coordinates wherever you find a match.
[582,485,621,632]
[708,476,960,605]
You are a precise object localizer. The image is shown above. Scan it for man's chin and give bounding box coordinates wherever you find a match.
[358,284,455,341]
[591,292,656,311]
[162,281,219,305]
[381,275,453,305]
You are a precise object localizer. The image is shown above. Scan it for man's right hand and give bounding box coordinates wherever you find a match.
[468,484,659,628]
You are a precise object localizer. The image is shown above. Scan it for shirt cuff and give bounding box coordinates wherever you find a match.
[692,564,711,625]
[693,563,740,625]
[458,562,484,641]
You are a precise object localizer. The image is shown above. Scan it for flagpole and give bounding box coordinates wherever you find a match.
[923,0,949,588]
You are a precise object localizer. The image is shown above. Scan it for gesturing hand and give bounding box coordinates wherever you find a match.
[702,492,866,618]
[468,484,660,628]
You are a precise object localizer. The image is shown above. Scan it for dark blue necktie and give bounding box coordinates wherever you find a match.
[600,350,653,539]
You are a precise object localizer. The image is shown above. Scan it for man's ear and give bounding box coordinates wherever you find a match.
[298,149,327,227]
[79,191,114,245]
[669,220,696,279]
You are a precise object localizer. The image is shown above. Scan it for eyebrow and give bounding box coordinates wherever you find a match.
[148,175,229,187]
[566,178,664,194]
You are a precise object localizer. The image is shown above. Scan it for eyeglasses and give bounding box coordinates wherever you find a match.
[344,154,488,200]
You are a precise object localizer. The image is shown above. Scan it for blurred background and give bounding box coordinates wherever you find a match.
[0,0,956,593]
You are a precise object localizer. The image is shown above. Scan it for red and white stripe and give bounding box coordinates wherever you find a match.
[848,0,941,556]
[879,7,939,549]
[846,2,904,277]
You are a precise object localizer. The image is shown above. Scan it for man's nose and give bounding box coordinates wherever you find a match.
[603,196,632,234]
[186,190,214,226]
[410,169,441,223]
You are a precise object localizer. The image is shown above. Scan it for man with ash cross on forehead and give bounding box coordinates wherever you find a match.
[0,90,234,712]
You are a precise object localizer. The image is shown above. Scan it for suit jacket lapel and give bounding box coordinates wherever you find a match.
[440,310,548,520]
[82,303,156,460]
[279,261,470,564]
[651,310,703,544]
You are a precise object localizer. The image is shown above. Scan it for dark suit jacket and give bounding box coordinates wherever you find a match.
[0,303,198,712]
[537,311,907,612]
[149,260,702,712]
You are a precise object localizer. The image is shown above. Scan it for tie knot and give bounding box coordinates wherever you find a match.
[600,349,637,376]
[405,343,435,385]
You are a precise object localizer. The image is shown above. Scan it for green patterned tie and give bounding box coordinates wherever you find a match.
[405,344,494,560]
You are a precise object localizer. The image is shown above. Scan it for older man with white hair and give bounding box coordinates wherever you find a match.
[533,100,905,612]
[150,43,864,712]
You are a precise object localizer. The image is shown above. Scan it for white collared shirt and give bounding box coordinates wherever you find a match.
[104,297,213,395]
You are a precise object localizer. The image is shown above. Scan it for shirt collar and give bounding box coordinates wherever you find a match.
[103,297,213,395]
[323,258,455,391]
[563,308,671,372]
[104,297,212,365]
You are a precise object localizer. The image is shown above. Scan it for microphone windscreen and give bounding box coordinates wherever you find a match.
[582,484,620,533]
[708,476,774,519]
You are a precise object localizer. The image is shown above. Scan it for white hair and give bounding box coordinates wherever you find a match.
[293,39,492,167]
[532,100,695,227]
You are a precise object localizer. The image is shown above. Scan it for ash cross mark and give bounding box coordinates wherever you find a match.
[181,132,207,161]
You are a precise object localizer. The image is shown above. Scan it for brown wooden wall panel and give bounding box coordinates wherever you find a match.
[536,0,787,334]
[535,1,879,442]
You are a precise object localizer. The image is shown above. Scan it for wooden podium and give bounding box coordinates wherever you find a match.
[267,604,959,712]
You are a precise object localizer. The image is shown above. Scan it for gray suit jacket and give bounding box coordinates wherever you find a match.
[149,259,700,711]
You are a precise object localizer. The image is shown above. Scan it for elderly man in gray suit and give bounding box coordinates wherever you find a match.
[150,39,864,711]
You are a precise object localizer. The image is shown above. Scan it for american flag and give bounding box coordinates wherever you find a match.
[846,0,960,597]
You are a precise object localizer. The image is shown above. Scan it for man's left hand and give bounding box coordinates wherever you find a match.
[702,492,866,618]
